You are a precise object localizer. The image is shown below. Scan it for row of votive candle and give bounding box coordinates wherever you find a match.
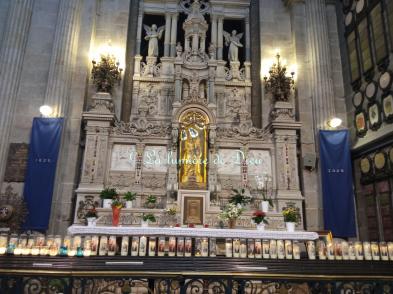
[307,240,393,261]
[1,233,393,260]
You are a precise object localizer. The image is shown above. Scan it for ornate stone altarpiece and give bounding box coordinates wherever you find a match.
[73,0,304,230]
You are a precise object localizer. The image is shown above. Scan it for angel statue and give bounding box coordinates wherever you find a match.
[223,30,243,62]
[144,24,165,57]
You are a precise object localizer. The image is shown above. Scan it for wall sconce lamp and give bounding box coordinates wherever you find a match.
[39,105,53,117]
[263,52,295,103]
[327,117,343,129]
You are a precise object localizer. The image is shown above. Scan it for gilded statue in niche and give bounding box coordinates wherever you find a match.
[179,111,209,189]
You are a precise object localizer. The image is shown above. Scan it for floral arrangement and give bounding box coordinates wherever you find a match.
[229,188,252,206]
[100,187,118,200]
[142,213,156,222]
[282,207,299,223]
[219,203,245,221]
[124,191,137,201]
[111,196,124,209]
[252,210,268,225]
[85,207,97,219]
[163,207,177,216]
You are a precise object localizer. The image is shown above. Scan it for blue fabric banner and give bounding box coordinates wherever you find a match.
[23,118,63,231]
[319,130,356,237]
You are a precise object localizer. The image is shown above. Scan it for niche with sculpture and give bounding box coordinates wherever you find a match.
[178,110,209,190]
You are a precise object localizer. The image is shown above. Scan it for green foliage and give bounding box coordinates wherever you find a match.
[142,213,156,222]
[282,207,299,223]
[146,195,157,204]
[229,188,252,206]
[100,187,118,200]
[124,192,137,201]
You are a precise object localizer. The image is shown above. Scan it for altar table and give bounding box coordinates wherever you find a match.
[67,225,319,240]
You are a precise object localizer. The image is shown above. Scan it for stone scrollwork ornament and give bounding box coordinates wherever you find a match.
[0,185,28,231]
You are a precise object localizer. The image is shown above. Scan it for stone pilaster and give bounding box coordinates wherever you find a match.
[0,0,34,189]
[79,93,115,190]
[306,0,335,129]
[43,0,81,117]
[270,102,304,230]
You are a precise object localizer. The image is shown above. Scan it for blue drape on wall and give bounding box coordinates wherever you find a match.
[23,118,63,231]
[319,130,356,237]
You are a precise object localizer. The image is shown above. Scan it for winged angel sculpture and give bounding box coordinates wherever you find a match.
[223,30,243,62]
[144,24,165,57]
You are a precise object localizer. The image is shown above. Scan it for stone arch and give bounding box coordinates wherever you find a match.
[173,103,216,126]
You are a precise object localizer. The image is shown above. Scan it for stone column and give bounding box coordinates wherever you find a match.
[245,16,251,62]
[121,0,140,122]
[136,4,144,55]
[211,15,217,58]
[285,0,321,231]
[0,0,34,189]
[170,13,178,57]
[217,16,224,60]
[43,0,81,117]
[164,12,171,57]
[306,0,335,129]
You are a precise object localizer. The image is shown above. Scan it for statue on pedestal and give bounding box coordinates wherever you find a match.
[144,24,165,57]
[223,30,243,62]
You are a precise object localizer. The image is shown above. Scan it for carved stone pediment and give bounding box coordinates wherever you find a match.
[112,118,171,137]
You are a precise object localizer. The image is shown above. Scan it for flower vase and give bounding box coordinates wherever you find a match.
[125,201,133,209]
[112,207,121,226]
[87,217,96,227]
[141,220,149,227]
[256,223,265,231]
[103,199,112,209]
[260,201,269,213]
[285,222,295,232]
[228,218,237,229]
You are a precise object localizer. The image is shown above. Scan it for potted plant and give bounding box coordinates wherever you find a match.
[85,207,98,227]
[282,207,299,232]
[141,213,156,227]
[100,187,118,208]
[260,192,273,213]
[124,191,137,209]
[251,210,268,231]
[163,207,178,226]
[111,197,124,227]
[145,195,157,209]
[218,203,245,229]
[229,188,252,206]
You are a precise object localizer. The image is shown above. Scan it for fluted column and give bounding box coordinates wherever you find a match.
[170,13,178,57]
[0,0,34,187]
[217,16,224,60]
[43,0,81,117]
[164,12,171,57]
[306,0,335,129]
